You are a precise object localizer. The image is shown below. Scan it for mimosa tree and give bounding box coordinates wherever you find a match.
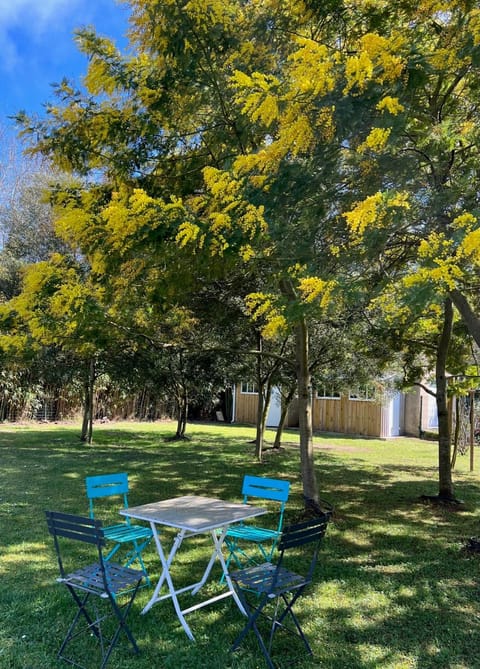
[17,0,480,509]
[16,0,353,511]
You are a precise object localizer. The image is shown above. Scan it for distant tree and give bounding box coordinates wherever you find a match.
[0,174,69,265]
[366,274,477,502]
[0,135,86,421]
[0,129,67,299]
[2,252,112,441]
[327,3,480,500]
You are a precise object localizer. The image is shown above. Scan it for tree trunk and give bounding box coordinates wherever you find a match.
[81,358,95,444]
[273,383,296,449]
[436,297,455,500]
[87,371,94,444]
[253,382,267,459]
[81,393,89,441]
[279,277,319,512]
[254,334,265,460]
[224,386,233,422]
[295,317,320,511]
[450,396,461,469]
[260,382,272,442]
[175,386,188,438]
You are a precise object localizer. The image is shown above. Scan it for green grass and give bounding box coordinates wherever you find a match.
[1,420,480,668]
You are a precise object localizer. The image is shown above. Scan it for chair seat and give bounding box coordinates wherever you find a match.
[225,525,279,543]
[231,562,308,596]
[59,561,144,597]
[104,523,152,543]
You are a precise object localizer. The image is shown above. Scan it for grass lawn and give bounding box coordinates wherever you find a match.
[1,420,480,669]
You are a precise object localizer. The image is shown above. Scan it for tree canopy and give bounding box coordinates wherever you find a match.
[9,0,480,504]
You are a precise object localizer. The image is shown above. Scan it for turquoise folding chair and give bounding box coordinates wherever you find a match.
[85,472,153,586]
[222,475,290,575]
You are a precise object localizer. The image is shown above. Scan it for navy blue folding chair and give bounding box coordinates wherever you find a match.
[86,472,153,585]
[45,510,143,668]
[230,514,330,669]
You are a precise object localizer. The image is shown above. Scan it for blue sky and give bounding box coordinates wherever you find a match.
[0,0,130,132]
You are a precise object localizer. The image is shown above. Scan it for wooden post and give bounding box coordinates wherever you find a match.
[447,395,453,439]
[470,390,475,472]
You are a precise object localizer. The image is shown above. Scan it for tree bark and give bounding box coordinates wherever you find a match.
[450,396,461,469]
[279,277,319,511]
[295,316,320,510]
[436,297,455,499]
[254,334,265,460]
[259,383,272,455]
[81,358,95,444]
[175,386,188,438]
[273,383,296,449]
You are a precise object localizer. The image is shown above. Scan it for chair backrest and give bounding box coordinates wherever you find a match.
[85,472,130,520]
[242,475,290,532]
[242,475,290,504]
[277,514,329,579]
[45,510,106,579]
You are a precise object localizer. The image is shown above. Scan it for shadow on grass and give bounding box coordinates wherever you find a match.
[2,421,480,668]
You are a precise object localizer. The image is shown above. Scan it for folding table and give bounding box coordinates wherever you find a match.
[119,495,266,640]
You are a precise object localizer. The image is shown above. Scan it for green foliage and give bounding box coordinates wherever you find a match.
[13,0,480,497]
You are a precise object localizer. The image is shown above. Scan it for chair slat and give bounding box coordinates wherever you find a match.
[46,511,105,546]
[278,516,329,551]
[85,473,129,499]
[242,475,290,502]
[225,526,279,542]
[104,524,152,542]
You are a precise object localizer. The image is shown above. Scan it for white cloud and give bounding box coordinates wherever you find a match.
[0,0,82,33]
[0,0,87,73]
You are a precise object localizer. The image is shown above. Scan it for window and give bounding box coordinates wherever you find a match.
[349,385,377,401]
[241,382,258,394]
[316,387,341,399]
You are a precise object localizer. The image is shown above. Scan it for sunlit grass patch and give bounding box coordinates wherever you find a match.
[1,420,480,668]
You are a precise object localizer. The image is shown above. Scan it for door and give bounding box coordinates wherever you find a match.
[266,387,281,427]
[389,393,403,437]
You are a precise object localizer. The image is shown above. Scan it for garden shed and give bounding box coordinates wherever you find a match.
[232,383,438,439]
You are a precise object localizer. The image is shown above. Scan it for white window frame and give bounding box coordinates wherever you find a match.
[349,385,377,402]
[241,382,258,395]
[316,387,341,400]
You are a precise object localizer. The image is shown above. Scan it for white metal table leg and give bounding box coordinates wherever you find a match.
[191,526,228,595]
[211,527,248,615]
[141,526,194,636]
